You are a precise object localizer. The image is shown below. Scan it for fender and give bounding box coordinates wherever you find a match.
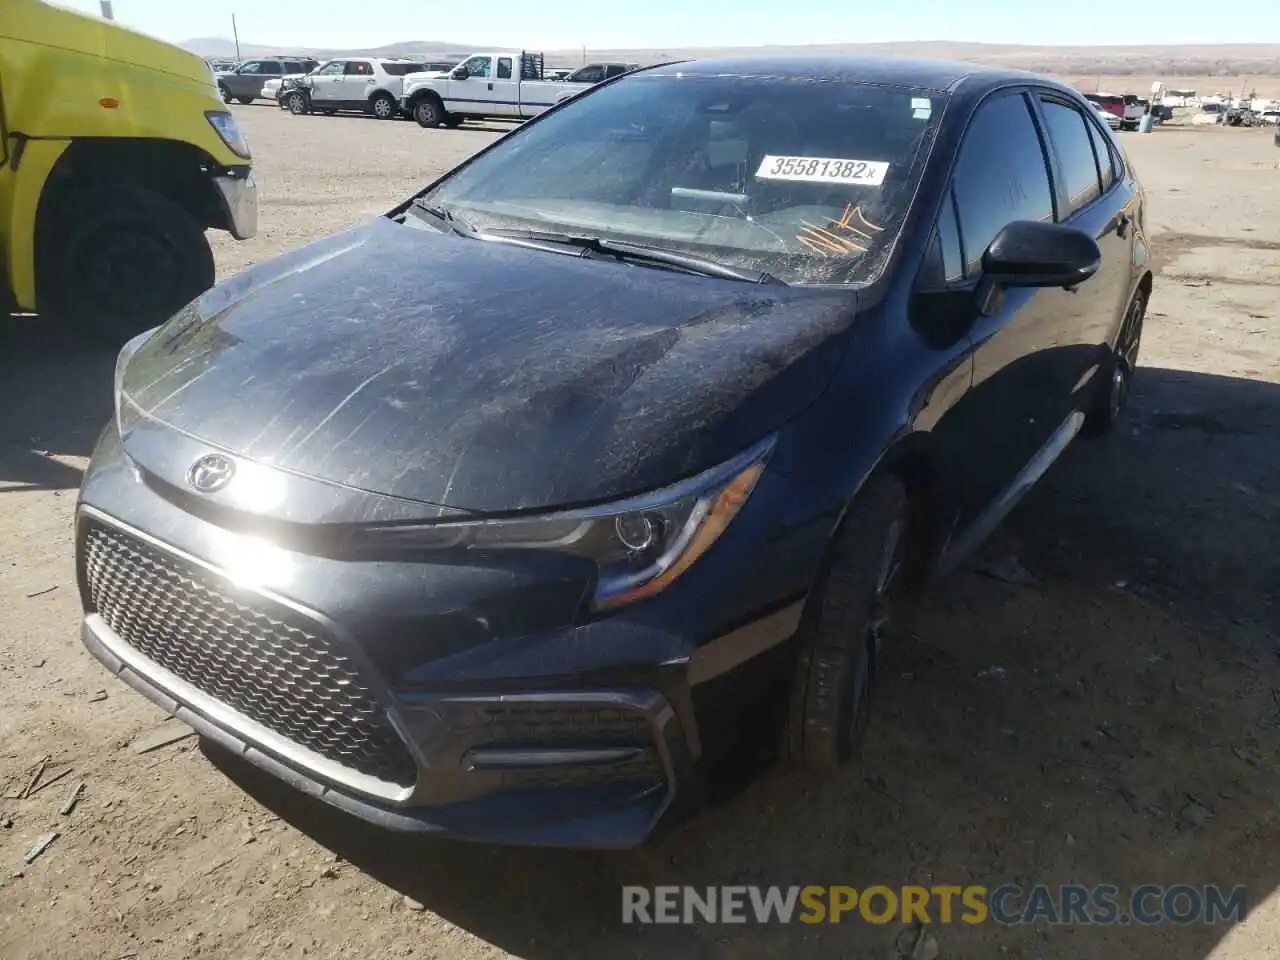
[5,136,69,310]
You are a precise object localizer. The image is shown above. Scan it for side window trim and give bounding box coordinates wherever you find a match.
[943,186,966,284]
[1025,91,1066,223]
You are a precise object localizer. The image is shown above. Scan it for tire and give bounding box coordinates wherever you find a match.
[412,97,445,128]
[786,473,909,772]
[236,96,254,105]
[285,91,309,115]
[38,186,215,345]
[218,84,232,104]
[370,92,397,120]
[1085,286,1146,435]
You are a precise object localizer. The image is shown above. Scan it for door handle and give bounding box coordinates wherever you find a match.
[487,82,494,91]
[1116,213,1132,238]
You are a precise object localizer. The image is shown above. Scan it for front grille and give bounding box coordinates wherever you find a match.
[468,701,653,746]
[81,519,417,788]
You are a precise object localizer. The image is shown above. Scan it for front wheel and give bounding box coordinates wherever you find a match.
[412,98,445,128]
[38,186,215,345]
[787,474,909,772]
[236,96,254,105]
[285,91,309,115]
[218,84,232,104]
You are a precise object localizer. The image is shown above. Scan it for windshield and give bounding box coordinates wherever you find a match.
[418,72,947,284]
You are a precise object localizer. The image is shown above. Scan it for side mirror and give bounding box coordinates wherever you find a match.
[450,67,470,80]
[981,220,1101,289]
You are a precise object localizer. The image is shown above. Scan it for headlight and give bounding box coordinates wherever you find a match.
[206,110,251,159]
[365,436,774,610]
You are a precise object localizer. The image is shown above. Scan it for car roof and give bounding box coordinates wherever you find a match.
[642,55,1061,97]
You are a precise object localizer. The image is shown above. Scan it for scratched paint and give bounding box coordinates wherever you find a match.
[122,218,860,514]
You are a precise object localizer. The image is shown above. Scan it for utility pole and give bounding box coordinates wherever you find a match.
[582,45,587,65]
[232,14,241,61]
[100,1,114,19]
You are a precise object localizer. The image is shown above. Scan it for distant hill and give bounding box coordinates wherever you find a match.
[180,37,1280,80]
[181,37,487,59]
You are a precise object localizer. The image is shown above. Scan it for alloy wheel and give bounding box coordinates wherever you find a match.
[846,516,903,748]
[1110,292,1146,419]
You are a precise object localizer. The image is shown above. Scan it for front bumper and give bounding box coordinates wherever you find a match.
[74,426,823,847]
[212,168,258,241]
[82,606,690,847]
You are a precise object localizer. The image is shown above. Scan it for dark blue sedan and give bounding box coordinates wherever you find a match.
[77,55,1152,848]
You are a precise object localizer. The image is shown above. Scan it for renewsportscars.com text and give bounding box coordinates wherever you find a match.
[622,884,1248,926]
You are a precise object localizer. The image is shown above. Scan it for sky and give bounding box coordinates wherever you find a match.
[54,0,1280,50]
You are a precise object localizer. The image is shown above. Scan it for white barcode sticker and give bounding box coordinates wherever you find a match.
[755,155,889,186]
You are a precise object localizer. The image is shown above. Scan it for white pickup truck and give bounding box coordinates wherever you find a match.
[401,51,593,128]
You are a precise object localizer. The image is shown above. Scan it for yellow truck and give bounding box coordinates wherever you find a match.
[1,0,256,342]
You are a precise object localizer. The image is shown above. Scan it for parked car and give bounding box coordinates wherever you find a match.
[79,55,1151,848]
[1085,92,1144,130]
[563,61,641,84]
[217,57,319,104]
[284,58,443,118]
[1093,104,1122,130]
[402,51,591,127]
[263,70,312,103]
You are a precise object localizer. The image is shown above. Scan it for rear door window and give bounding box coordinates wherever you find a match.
[951,92,1054,277]
[1085,118,1117,192]
[346,61,374,76]
[1038,98,1102,216]
[496,58,513,80]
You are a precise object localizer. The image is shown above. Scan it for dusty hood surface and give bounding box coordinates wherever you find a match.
[120,217,858,514]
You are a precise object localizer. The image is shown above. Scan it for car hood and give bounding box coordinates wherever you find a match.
[119,217,858,515]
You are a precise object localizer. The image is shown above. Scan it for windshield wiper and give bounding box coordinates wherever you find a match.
[486,230,786,285]
[409,199,477,238]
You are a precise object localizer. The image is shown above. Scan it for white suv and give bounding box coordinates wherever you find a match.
[292,58,443,119]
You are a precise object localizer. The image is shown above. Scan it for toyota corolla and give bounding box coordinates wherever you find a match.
[76,56,1151,848]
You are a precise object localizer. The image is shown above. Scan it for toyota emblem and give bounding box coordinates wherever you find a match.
[187,453,236,493]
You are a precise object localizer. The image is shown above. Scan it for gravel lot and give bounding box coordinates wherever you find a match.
[1,105,1278,960]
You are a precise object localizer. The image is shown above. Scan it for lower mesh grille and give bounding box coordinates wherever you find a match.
[81,519,417,788]
[461,701,666,790]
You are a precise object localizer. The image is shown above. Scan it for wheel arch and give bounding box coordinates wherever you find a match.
[34,138,228,305]
[819,430,944,595]
[405,87,445,109]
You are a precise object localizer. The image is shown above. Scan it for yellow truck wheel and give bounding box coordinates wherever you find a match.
[38,185,215,344]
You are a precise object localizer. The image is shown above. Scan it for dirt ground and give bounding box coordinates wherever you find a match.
[1,105,1277,960]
